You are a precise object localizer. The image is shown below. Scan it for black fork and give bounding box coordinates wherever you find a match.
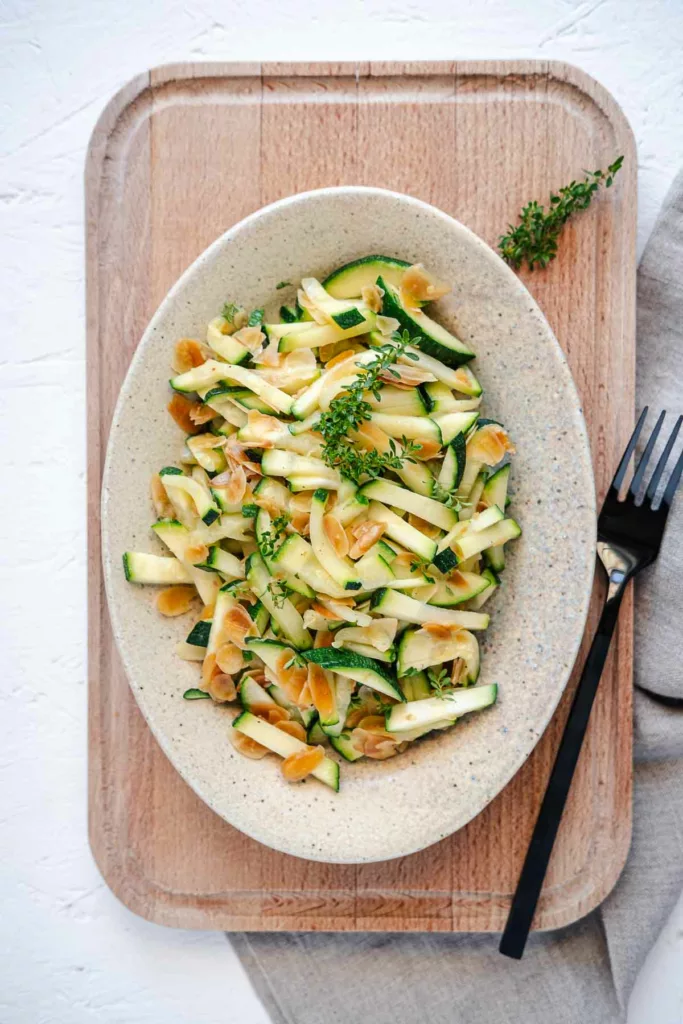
[500,408,683,960]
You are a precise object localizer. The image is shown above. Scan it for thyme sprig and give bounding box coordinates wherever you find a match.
[427,666,452,700]
[318,329,421,484]
[499,156,623,270]
[259,513,291,559]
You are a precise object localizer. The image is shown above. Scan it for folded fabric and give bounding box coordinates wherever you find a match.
[231,168,683,1024]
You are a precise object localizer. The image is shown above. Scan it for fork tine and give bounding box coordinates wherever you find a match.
[646,414,683,502]
[612,407,649,491]
[630,410,666,497]
[661,443,683,508]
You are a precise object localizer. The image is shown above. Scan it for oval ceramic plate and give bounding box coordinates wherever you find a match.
[102,186,595,864]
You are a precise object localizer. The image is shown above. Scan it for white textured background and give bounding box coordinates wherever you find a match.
[2,1,683,1021]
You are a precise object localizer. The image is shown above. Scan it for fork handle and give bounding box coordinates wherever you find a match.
[499,582,626,959]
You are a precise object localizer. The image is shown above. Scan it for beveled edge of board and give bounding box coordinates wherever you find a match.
[86,59,636,932]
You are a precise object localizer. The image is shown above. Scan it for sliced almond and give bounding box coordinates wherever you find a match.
[156,586,196,617]
[150,473,174,518]
[290,512,310,536]
[348,520,386,559]
[399,263,450,309]
[422,622,467,641]
[274,651,308,703]
[375,314,400,336]
[281,744,325,782]
[172,338,210,374]
[189,404,218,426]
[307,663,336,721]
[264,706,290,725]
[275,719,307,742]
[216,642,245,675]
[230,728,269,759]
[219,605,258,650]
[407,513,442,540]
[323,513,349,557]
[185,542,209,565]
[325,349,356,370]
[207,673,237,703]
[467,423,515,464]
[378,364,436,387]
[361,282,384,313]
[201,651,218,689]
[314,629,335,649]
[167,393,204,435]
[411,439,443,461]
[233,325,266,353]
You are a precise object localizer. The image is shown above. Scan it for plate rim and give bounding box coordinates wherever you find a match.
[101,185,596,863]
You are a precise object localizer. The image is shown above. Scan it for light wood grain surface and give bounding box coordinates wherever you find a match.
[87,60,636,932]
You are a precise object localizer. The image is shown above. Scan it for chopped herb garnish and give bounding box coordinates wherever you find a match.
[276,280,291,290]
[247,307,265,327]
[267,579,292,608]
[318,329,421,484]
[427,666,452,699]
[259,513,291,559]
[499,156,624,270]
[222,301,241,323]
[183,688,211,700]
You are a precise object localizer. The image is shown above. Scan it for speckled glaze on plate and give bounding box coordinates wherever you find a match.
[102,186,595,864]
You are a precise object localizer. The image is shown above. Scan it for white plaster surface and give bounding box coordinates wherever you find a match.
[1,1,682,1021]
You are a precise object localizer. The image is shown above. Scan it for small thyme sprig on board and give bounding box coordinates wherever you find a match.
[499,156,624,270]
[318,329,421,484]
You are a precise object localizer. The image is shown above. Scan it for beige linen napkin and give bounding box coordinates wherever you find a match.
[231,169,683,1024]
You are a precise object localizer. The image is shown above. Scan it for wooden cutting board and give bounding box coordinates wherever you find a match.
[87,60,636,932]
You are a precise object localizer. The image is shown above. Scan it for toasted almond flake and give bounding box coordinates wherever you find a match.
[172,338,210,373]
[275,651,308,703]
[467,424,515,464]
[186,542,209,565]
[348,520,386,559]
[314,629,334,649]
[323,513,349,557]
[361,283,384,313]
[451,657,468,686]
[245,409,283,444]
[411,438,442,461]
[423,622,467,641]
[308,663,336,721]
[290,512,310,536]
[325,349,356,370]
[254,496,283,518]
[320,599,373,627]
[156,586,196,617]
[201,651,218,689]
[167,393,204,435]
[418,583,438,603]
[225,464,247,504]
[208,673,237,702]
[311,601,344,622]
[350,725,399,760]
[400,263,450,310]
[254,342,283,367]
[297,288,329,325]
[242,668,268,687]
[216,642,245,675]
[379,364,437,387]
[285,348,318,373]
[353,420,391,450]
[275,719,307,742]
[332,618,398,653]
[219,605,258,650]
[201,601,215,620]
[189,404,218,426]
[230,728,269,759]
[281,744,325,782]
[407,513,442,540]
[264,706,290,725]
[303,610,333,631]
[375,314,400,336]
[151,473,174,518]
[298,680,312,707]
[233,325,266,354]
[290,491,313,513]
[358,715,388,732]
